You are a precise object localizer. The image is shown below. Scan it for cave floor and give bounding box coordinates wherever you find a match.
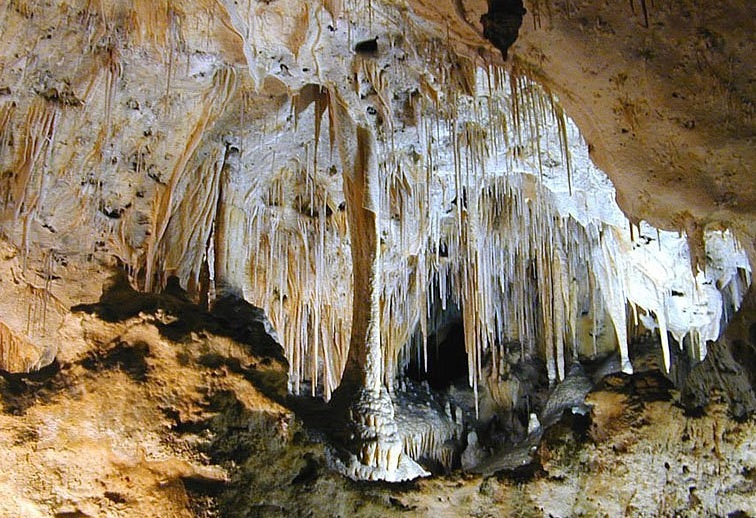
[1,290,754,518]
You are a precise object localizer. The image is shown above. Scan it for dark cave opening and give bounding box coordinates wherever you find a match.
[481,0,526,61]
[405,318,469,390]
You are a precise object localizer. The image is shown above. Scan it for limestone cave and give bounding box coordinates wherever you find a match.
[0,0,754,516]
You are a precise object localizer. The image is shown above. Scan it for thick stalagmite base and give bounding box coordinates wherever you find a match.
[334,386,429,482]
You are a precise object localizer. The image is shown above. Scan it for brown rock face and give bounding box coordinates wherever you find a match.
[510,0,755,259]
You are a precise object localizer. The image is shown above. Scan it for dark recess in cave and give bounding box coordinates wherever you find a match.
[481,0,527,61]
[0,360,63,415]
[406,320,469,390]
[81,341,150,382]
[354,37,378,55]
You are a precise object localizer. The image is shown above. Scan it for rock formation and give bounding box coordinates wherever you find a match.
[0,0,753,508]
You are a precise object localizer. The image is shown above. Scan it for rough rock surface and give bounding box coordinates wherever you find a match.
[0,0,754,504]
[2,287,754,516]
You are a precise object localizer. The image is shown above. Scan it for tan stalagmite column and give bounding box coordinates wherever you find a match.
[213,140,247,299]
[327,85,425,480]
[341,124,383,392]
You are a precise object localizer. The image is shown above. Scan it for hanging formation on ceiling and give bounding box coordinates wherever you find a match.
[0,0,749,404]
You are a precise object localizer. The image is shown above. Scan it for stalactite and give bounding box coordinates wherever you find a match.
[162,146,224,289]
[551,99,573,196]
[102,44,122,142]
[143,66,237,291]
[0,101,15,159]
[11,100,58,221]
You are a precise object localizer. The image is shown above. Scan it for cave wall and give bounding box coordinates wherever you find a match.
[510,0,755,261]
[0,0,752,392]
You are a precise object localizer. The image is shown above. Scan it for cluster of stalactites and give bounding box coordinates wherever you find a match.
[236,57,623,401]
[377,71,609,400]
[247,162,353,400]
[393,176,609,403]
[233,28,749,402]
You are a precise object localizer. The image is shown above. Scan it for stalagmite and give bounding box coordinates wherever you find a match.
[327,85,426,480]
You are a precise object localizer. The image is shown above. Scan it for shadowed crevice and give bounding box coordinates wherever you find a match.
[481,0,527,60]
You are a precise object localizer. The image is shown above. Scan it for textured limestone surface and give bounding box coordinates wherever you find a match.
[1,285,754,517]
[0,0,754,499]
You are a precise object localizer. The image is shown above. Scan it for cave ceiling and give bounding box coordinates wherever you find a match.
[0,0,752,383]
[427,0,755,252]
